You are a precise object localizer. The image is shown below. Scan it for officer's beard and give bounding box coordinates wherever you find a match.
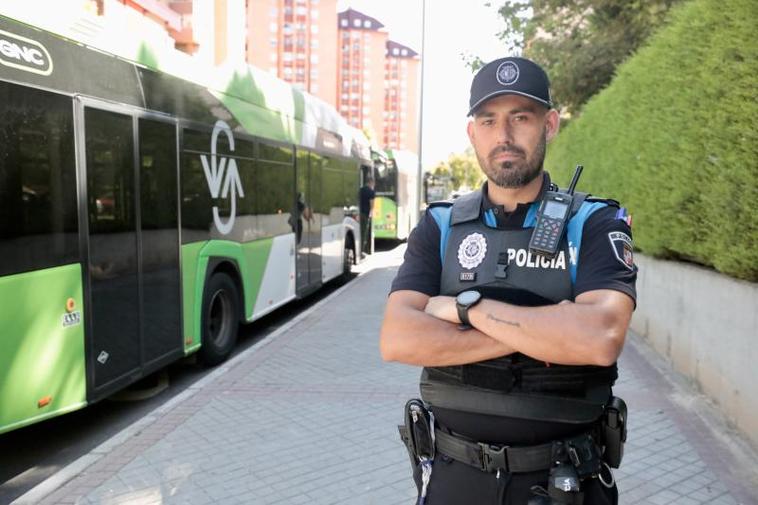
[479,128,547,189]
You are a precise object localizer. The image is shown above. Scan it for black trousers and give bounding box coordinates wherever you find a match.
[410,408,618,504]
[412,457,618,504]
[360,213,372,253]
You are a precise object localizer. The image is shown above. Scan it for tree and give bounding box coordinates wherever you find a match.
[489,0,683,114]
[430,148,484,191]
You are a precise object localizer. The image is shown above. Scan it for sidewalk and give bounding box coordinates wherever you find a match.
[14,246,758,505]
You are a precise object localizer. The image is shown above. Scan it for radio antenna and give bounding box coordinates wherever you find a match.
[567,165,583,195]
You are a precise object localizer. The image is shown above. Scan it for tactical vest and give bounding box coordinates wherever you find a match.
[420,189,619,424]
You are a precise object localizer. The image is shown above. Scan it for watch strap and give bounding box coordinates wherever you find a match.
[457,303,472,327]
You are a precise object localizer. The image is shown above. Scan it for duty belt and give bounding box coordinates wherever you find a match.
[434,428,554,473]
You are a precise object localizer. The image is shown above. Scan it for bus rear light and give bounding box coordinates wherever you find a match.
[38,396,52,408]
[66,298,76,312]
[185,337,193,345]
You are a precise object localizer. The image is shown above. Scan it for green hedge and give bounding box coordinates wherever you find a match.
[546,0,758,281]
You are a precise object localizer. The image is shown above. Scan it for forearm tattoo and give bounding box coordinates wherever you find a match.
[486,313,521,328]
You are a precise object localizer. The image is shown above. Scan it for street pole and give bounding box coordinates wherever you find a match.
[415,0,426,217]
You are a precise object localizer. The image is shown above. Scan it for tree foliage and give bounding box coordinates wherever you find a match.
[430,148,485,191]
[491,0,683,114]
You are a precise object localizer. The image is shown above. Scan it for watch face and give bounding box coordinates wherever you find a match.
[457,290,481,306]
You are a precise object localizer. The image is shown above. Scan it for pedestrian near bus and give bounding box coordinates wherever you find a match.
[380,57,637,504]
[359,177,376,255]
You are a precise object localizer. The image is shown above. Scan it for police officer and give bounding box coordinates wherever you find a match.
[380,57,636,504]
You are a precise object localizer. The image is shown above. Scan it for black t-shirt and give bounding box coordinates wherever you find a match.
[390,175,637,302]
[359,185,375,216]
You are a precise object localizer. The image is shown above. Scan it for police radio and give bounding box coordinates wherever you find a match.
[528,165,583,258]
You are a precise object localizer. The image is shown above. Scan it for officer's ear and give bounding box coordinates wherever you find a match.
[466,119,475,143]
[545,109,560,142]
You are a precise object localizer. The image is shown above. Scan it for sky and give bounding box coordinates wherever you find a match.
[336,0,508,170]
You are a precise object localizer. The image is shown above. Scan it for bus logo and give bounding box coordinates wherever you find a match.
[0,28,53,76]
[200,120,245,235]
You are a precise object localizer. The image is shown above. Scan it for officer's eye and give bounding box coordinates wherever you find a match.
[513,114,529,123]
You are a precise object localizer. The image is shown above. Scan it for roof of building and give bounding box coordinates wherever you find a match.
[386,40,418,58]
[338,8,384,31]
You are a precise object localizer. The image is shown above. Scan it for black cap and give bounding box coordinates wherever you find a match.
[468,57,552,115]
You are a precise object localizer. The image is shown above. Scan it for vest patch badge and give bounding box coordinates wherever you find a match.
[460,272,477,282]
[458,232,487,269]
[608,231,635,270]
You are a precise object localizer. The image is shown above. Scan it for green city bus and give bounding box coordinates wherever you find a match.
[372,149,420,240]
[0,14,372,434]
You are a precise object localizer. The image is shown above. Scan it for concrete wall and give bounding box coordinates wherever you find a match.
[631,254,758,450]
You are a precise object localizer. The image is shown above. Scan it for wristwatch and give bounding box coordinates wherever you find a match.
[455,290,482,330]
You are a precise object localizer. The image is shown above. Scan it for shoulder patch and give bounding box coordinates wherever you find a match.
[608,231,635,270]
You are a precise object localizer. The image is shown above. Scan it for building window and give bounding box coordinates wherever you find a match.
[340,19,348,27]
[270,22,278,32]
[353,19,361,27]
[364,20,371,28]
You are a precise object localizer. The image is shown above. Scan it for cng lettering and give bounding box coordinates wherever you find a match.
[0,28,53,76]
[200,120,245,235]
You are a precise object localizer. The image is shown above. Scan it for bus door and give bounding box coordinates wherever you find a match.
[78,101,182,399]
[295,150,322,295]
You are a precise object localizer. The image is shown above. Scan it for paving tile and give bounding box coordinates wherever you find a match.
[27,250,755,505]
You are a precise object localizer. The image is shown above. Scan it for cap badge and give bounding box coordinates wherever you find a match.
[458,232,487,270]
[496,61,520,86]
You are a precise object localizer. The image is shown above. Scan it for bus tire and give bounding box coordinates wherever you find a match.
[198,272,239,366]
[341,241,355,283]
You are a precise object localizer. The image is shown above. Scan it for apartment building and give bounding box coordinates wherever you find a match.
[37,1,420,154]
[336,8,388,140]
[246,0,338,107]
[384,40,419,153]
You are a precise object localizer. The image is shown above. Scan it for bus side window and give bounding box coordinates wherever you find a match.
[0,82,78,277]
[258,143,294,238]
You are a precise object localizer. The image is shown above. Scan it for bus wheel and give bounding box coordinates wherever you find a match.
[199,272,239,366]
[341,243,355,283]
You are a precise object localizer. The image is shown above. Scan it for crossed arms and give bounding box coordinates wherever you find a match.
[379,289,634,367]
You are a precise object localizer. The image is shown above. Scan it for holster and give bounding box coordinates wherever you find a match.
[601,396,627,468]
[397,398,435,469]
